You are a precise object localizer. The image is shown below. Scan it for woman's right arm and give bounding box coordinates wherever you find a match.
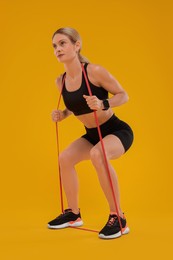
[52,76,72,122]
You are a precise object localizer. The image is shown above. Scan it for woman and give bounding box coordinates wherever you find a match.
[47,27,134,239]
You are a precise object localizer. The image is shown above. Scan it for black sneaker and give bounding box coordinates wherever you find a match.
[47,209,83,229]
[99,214,130,239]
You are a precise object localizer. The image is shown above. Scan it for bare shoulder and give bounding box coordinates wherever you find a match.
[55,74,64,91]
[87,63,113,86]
[87,63,107,74]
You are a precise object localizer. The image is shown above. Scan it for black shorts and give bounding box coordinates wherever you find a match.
[82,114,134,152]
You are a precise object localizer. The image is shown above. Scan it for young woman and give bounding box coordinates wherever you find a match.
[47,27,134,239]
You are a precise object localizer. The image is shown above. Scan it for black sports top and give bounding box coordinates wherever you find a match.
[61,63,108,116]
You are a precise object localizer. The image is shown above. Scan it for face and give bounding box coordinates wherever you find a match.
[52,33,80,63]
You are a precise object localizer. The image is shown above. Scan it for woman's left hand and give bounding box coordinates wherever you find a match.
[83,95,103,111]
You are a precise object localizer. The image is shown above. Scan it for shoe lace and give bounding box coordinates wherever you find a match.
[107,215,118,227]
[56,209,72,220]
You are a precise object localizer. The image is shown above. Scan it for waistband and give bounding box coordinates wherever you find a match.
[85,114,119,131]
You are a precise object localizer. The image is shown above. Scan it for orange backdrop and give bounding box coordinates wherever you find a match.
[0,0,173,259]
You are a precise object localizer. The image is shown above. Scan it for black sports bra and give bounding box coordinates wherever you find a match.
[61,63,108,116]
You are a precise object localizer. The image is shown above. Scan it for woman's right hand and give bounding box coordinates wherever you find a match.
[51,110,64,122]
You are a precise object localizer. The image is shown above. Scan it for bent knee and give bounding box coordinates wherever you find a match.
[59,149,71,165]
[90,147,104,165]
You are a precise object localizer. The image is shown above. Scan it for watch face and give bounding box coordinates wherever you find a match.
[103,99,109,110]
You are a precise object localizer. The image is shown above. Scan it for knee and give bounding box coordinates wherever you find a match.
[59,149,71,166]
[90,147,103,166]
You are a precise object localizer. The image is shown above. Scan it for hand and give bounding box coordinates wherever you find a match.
[83,95,102,111]
[51,110,64,122]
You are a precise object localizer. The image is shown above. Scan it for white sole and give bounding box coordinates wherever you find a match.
[48,220,84,229]
[98,226,130,239]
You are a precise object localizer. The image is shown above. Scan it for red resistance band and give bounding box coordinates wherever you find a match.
[55,63,122,234]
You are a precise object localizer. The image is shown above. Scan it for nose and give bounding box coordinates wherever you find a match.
[57,46,61,52]
[55,46,62,55]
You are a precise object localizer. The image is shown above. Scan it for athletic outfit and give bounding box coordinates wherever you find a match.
[48,63,133,239]
[62,63,134,152]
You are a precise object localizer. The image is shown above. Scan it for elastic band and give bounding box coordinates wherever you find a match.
[70,226,99,233]
[81,64,122,234]
[56,75,66,213]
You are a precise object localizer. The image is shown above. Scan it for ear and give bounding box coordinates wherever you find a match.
[75,40,81,52]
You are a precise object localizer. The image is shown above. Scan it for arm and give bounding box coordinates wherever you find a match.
[53,76,73,121]
[83,64,129,110]
[92,64,129,107]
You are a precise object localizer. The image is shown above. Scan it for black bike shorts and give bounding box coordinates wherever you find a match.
[82,114,134,152]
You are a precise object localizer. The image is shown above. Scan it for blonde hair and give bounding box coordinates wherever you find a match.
[52,27,89,63]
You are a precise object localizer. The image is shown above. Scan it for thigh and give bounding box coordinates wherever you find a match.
[64,137,93,164]
[95,134,125,160]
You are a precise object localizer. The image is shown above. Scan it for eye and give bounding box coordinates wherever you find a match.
[60,41,66,46]
[52,44,57,49]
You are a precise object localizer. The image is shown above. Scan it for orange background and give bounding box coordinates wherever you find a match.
[0,0,173,259]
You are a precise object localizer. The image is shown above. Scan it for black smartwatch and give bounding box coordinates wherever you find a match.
[102,99,110,110]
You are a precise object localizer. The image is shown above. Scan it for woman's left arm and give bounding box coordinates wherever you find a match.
[93,65,129,108]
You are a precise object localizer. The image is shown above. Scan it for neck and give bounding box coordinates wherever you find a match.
[64,58,82,79]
